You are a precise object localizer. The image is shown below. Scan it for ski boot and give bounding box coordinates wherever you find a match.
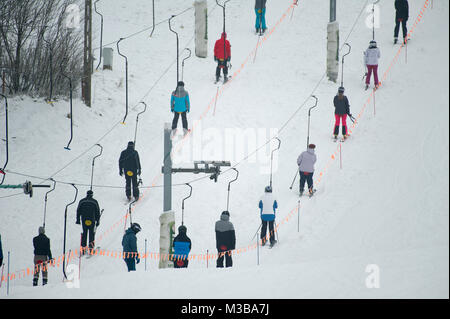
[394,37,398,44]
[224,75,228,84]
[365,83,369,90]
[299,189,304,197]
[270,240,277,248]
[33,278,38,286]
[43,279,48,286]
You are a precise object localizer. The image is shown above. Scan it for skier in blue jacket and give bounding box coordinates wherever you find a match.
[258,186,278,247]
[122,223,141,272]
[170,81,191,136]
[172,225,192,268]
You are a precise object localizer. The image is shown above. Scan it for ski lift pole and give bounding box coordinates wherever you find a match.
[0,93,8,185]
[216,0,230,33]
[149,0,156,38]
[90,144,103,191]
[372,0,380,40]
[128,198,138,227]
[117,38,129,124]
[168,15,180,84]
[181,183,193,226]
[306,95,318,148]
[43,178,56,229]
[94,0,104,70]
[181,48,192,82]
[269,138,281,189]
[63,184,78,280]
[134,102,147,146]
[340,43,351,87]
[226,168,239,212]
[60,64,74,150]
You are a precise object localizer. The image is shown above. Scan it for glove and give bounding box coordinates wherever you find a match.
[119,170,123,176]
[76,220,80,225]
[136,257,140,264]
[227,57,230,62]
[137,169,141,176]
[214,56,217,62]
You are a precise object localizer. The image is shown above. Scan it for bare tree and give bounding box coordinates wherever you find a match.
[0,0,83,98]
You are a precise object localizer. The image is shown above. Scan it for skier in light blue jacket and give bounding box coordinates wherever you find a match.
[170,81,191,135]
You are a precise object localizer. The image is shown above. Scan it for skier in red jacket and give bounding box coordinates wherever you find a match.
[214,32,231,83]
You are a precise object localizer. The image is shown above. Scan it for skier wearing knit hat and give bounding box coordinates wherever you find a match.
[297,144,317,197]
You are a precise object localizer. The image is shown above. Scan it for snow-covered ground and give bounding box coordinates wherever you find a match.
[0,0,448,299]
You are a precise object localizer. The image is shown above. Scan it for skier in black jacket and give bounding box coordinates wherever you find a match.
[394,0,409,44]
[76,190,101,254]
[333,86,352,140]
[215,211,236,268]
[119,141,142,201]
[33,227,53,286]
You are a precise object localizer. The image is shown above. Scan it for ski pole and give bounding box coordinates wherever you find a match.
[7,251,9,296]
[289,169,299,190]
[145,239,147,271]
[0,263,4,289]
[251,223,262,242]
[256,232,260,266]
[290,0,299,21]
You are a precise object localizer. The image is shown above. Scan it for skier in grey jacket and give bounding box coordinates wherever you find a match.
[297,144,317,196]
[215,211,236,268]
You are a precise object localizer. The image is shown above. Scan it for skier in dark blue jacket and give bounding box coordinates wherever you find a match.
[172,225,192,268]
[122,223,141,272]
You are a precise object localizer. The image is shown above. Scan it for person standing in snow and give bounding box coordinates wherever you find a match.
[255,0,267,33]
[215,211,236,268]
[394,0,409,44]
[171,81,190,136]
[333,87,353,140]
[214,32,231,83]
[119,141,142,201]
[172,225,192,268]
[258,186,278,247]
[122,223,141,272]
[364,40,381,90]
[76,190,101,255]
[32,227,53,286]
[297,144,317,196]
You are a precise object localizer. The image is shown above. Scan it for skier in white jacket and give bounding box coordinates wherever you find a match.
[364,40,381,90]
[297,144,317,196]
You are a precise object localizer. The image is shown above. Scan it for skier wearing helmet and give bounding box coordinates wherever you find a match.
[258,186,278,247]
[297,144,317,197]
[333,87,352,140]
[122,223,142,272]
[172,225,192,268]
[364,40,381,90]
